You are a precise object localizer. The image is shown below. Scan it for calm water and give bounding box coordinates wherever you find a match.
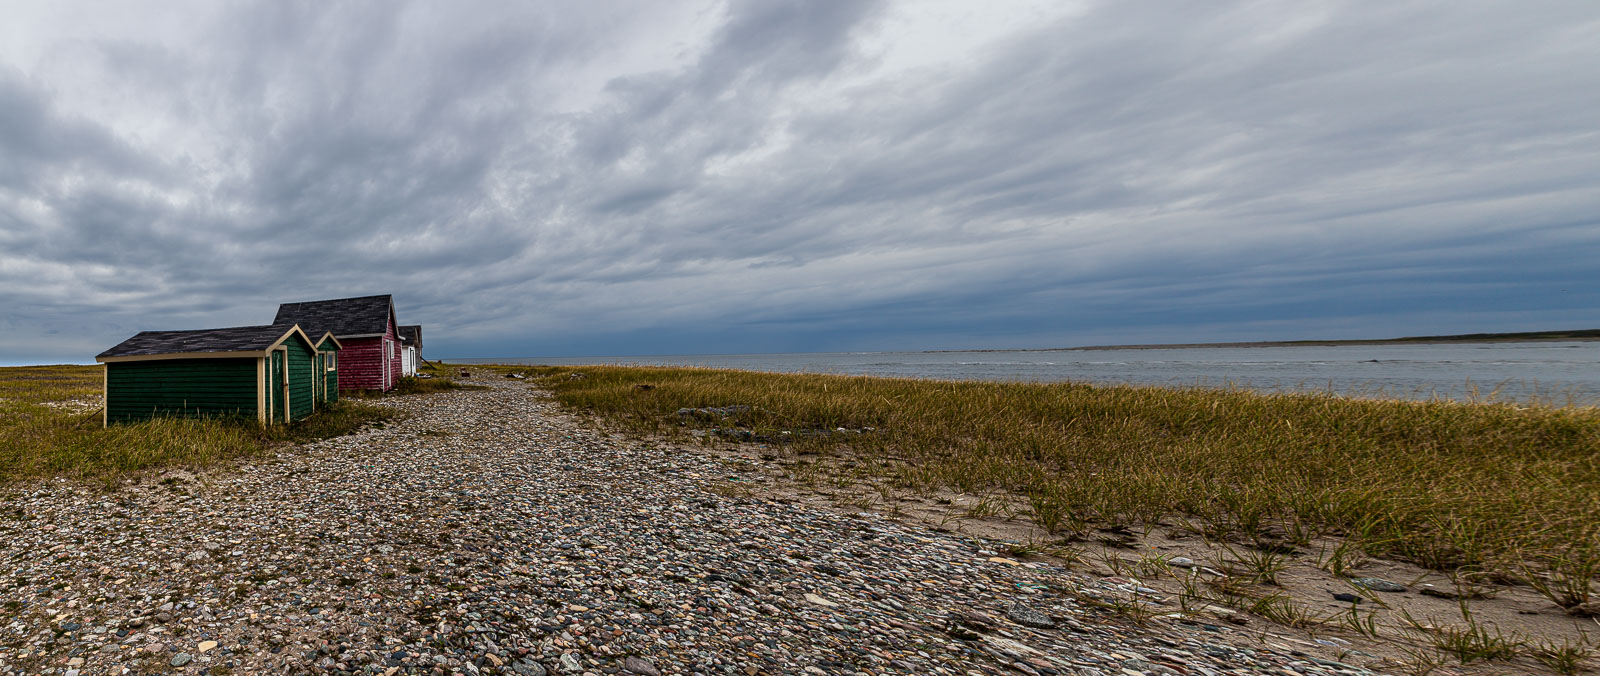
[464,342,1600,404]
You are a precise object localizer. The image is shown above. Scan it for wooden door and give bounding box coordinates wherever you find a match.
[270,351,286,423]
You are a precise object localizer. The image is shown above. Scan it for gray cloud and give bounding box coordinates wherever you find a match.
[1,0,1598,363]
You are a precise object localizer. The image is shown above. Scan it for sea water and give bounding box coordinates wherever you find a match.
[465,341,1599,404]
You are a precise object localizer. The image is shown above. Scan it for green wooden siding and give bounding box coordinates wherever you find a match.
[107,359,258,423]
[285,337,316,421]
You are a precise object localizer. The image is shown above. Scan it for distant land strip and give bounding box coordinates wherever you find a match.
[931,328,1600,353]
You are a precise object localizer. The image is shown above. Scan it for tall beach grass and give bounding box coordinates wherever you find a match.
[523,365,1600,586]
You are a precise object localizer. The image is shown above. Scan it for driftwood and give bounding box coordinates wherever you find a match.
[77,407,104,427]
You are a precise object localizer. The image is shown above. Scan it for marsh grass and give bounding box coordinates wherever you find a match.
[1520,546,1600,615]
[1248,593,1325,629]
[1315,538,1370,578]
[1,364,394,485]
[1532,638,1595,675]
[1080,592,1161,626]
[1402,603,1526,664]
[1173,568,1326,629]
[1218,543,1291,585]
[1331,602,1384,639]
[522,364,1600,584]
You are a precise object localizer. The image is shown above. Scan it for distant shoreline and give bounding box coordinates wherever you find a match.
[443,329,1600,363]
[928,329,1600,353]
[45,328,1600,369]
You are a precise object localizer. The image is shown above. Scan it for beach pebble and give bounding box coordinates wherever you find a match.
[1350,577,1407,592]
[622,656,661,675]
[1005,602,1054,629]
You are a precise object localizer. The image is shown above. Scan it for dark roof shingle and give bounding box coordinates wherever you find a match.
[98,324,297,359]
[273,295,394,338]
[398,325,422,348]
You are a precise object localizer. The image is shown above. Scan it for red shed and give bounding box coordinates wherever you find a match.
[274,295,402,391]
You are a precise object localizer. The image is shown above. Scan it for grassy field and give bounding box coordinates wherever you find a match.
[0,364,394,486]
[520,364,1600,606]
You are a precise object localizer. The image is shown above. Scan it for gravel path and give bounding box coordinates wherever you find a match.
[1,381,1382,675]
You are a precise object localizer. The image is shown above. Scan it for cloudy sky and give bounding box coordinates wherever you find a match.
[2,0,1597,363]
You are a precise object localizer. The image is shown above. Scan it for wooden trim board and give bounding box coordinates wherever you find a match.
[256,357,267,425]
[279,346,290,423]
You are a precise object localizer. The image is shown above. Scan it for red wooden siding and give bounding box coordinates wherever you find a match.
[335,338,379,390]
[334,315,401,391]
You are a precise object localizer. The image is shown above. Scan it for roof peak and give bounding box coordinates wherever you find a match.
[133,322,291,336]
[279,293,392,305]
[273,295,396,338]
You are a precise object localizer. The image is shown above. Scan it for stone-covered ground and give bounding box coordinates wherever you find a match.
[1,381,1382,675]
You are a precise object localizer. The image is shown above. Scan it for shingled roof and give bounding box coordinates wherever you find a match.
[97,324,307,360]
[273,295,395,339]
[398,325,422,348]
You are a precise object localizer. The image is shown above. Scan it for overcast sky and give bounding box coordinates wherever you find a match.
[2,0,1597,363]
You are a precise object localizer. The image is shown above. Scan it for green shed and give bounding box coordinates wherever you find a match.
[95,323,323,426]
[312,331,342,405]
